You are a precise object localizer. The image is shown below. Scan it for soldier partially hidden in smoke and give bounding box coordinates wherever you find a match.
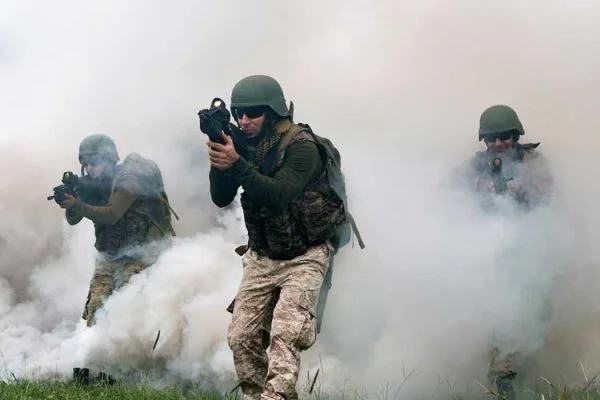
[471,105,553,209]
[55,134,176,382]
[466,105,554,399]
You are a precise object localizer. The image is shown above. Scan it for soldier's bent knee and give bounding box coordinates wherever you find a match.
[227,324,261,350]
[273,292,318,351]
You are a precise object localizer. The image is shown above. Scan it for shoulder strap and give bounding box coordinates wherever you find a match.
[274,123,313,165]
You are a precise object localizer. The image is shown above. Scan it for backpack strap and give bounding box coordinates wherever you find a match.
[275,123,313,165]
[347,212,365,249]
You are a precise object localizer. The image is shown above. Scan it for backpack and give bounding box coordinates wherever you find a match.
[276,123,365,251]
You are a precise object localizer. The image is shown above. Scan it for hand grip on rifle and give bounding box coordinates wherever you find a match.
[489,157,514,194]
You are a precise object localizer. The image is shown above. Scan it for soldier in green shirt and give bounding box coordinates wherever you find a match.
[207,75,347,400]
[58,134,176,383]
[60,134,176,327]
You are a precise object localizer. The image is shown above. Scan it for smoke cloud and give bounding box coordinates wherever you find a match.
[1,0,600,398]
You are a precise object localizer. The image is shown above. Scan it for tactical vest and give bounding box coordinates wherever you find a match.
[241,124,346,260]
[102,153,175,256]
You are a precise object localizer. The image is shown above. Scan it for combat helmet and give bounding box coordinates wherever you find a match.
[230,75,290,118]
[78,134,120,165]
[478,105,525,141]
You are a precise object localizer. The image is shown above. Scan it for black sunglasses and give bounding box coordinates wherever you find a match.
[233,106,268,119]
[483,132,514,143]
[81,155,104,166]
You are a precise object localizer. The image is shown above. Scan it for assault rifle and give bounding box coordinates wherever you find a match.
[490,158,513,194]
[197,98,238,144]
[47,171,97,204]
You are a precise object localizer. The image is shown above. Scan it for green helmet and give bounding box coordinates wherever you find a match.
[230,75,289,117]
[478,104,525,141]
[78,134,120,165]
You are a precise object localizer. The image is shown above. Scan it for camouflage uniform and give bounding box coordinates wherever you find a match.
[209,75,345,400]
[467,105,553,400]
[82,257,148,325]
[228,245,330,400]
[67,135,176,327]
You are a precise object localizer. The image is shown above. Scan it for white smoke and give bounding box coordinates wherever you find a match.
[1,0,600,398]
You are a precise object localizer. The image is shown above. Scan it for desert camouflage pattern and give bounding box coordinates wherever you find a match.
[104,153,175,256]
[242,129,345,260]
[227,244,330,400]
[487,345,518,380]
[488,346,518,400]
[82,257,147,327]
[81,153,175,326]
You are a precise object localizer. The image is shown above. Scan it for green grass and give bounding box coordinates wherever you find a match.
[305,376,600,400]
[0,381,224,400]
[3,378,600,400]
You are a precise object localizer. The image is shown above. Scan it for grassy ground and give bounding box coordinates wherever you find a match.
[0,381,223,400]
[2,379,600,400]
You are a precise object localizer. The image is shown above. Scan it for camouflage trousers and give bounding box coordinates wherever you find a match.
[488,345,519,380]
[486,300,553,393]
[227,244,331,400]
[82,257,148,327]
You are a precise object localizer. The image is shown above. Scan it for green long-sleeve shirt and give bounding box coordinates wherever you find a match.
[209,122,323,210]
[65,168,141,225]
[69,189,138,224]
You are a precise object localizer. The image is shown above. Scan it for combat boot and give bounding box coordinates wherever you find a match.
[72,367,90,385]
[96,371,117,385]
[495,375,516,400]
